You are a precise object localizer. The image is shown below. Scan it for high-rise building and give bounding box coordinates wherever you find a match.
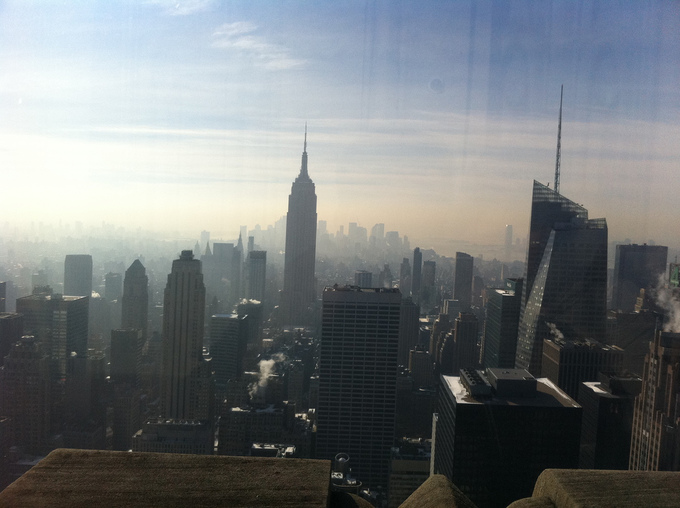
[104,272,123,302]
[482,278,523,369]
[64,254,93,297]
[209,314,245,394]
[316,286,401,489]
[354,270,372,288]
[399,258,412,298]
[629,330,680,470]
[579,373,641,470]
[612,244,668,312]
[0,336,51,454]
[121,260,149,342]
[0,313,23,363]
[541,338,623,400]
[246,250,266,303]
[398,297,420,367]
[432,368,581,508]
[160,250,212,421]
[420,260,437,311]
[439,312,479,375]
[16,291,89,377]
[515,181,607,376]
[110,329,144,387]
[453,252,473,311]
[504,224,513,263]
[280,130,317,325]
[412,248,422,301]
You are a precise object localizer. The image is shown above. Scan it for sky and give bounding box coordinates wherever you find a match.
[0,0,678,256]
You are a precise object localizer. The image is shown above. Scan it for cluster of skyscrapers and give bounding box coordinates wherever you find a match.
[1,132,679,507]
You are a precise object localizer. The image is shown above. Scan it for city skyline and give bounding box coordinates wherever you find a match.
[0,1,678,256]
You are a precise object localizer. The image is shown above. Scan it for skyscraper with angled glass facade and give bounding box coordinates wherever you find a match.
[515,181,607,376]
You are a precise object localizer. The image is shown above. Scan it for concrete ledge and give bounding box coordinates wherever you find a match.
[529,469,680,508]
[399,474,478,508]
[0,449,332,508]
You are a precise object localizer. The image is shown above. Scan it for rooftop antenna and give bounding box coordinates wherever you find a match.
[554,85,563,194]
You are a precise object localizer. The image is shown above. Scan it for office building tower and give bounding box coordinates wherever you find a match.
[409,346,434,389]
[430,313,453,361]
[388,439,431,508]
[246,251,266,303]
[515,181,607,376]
[121,260,149,342]
[399,258,412,298]
[630,330,680,470]
[432,368,581,508]
[398,297,420,367]
[209,314,246,393]
[281,130,317,325]
[440,312,479,374]
[482,278,523,369]
[0,313,23,364]
[579,373,641,470]
[316,286,401,489]
[64,254,93,297]
[453,252,473,311]
[63,352,107,450]
[160,250,211,421]
[104,272,122,302]
[110,329,143,387]
[504,225,513,263]
[16,292,89,377]
[541,338,623,400]
[354,270,372,288]
[612,244,668,312]
[420,260,437,310]
[0,336,51,454]
[236,299,263,350]
[112,384,141,452]
[412,248,422,301]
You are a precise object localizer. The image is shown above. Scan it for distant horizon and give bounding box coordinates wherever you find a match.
[1,2,678,256]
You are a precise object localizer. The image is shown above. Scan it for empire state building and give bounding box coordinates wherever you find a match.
[281,129,317,325]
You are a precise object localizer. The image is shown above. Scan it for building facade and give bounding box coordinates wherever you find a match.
[453,252,473,311]
[316,286,401,489]
[63,254,93,297]
[160,250,211,421]
[515,181,607,376]
[280,132,317,325]
[432,368,581,508]
[121,259,149,342]
[482,278,522,369]
[629,330,680,470]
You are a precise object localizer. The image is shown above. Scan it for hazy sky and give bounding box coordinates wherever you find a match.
[1,1,678,254]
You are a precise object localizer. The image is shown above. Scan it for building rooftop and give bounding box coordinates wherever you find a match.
[443,372,579,408]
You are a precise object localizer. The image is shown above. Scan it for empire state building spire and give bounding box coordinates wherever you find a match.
[281,126,317,325]
[298,123,310,180]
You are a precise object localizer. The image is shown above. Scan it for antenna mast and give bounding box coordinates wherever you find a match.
[554,85,563,194]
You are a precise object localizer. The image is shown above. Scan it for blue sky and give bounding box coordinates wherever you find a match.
[0,0,678,254]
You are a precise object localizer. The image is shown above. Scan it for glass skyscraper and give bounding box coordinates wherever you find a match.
[515,181,607,375]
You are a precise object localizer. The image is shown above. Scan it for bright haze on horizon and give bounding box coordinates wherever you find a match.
[1,1,678,256]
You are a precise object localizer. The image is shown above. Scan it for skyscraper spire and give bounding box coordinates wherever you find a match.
[554,85,563,194]
[299,124,309,180]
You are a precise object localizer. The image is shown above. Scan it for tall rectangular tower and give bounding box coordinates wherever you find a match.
[281,130,317,325]
[482,278,522,369]
[246,250,266,303]
[121,260,149,342]
[64,254,93,297]
[316,286,401,489]
[515,181,607,376]
[160,250,210,420]
[453,252,473,311]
